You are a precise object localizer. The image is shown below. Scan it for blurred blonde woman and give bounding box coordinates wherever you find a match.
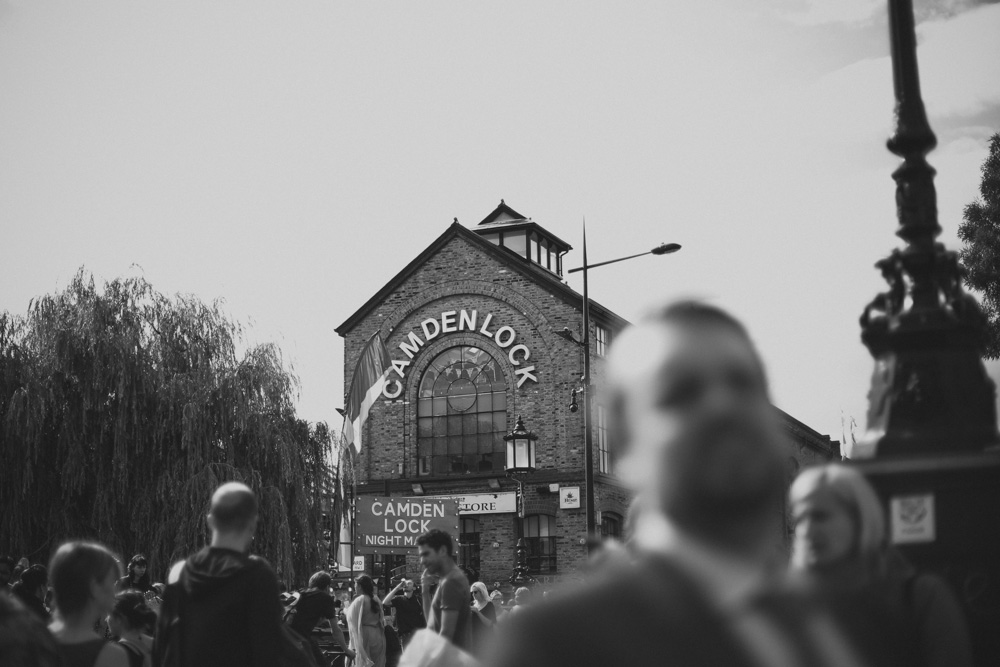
[789,464,972,667]
[468,582,496,656]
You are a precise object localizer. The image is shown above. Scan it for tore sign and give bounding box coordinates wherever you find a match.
[355,495,460,555]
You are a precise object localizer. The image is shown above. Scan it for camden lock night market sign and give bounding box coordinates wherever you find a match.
[355,496,460,555]
[382,309,538,398]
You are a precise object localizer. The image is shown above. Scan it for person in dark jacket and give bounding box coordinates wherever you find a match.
[10,565,49,623]
[288,570,354,665]
[153,482,282,667]
[116,556,152,595]
[487,301,866,667]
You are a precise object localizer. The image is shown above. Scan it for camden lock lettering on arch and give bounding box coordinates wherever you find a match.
[381,308,538,398]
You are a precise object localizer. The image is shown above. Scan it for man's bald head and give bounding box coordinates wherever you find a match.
[208,482,258,534]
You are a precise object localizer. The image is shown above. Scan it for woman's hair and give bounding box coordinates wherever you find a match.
[789,464,887,576]
[471,582,489,600]
[126,555,147,573]
[355,575,379,614]
[111,591,157,634]
[125,554,151,589]
[308,571,332,590]
[49,542,121,617]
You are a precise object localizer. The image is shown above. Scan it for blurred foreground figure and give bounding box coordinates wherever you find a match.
[0,590,61,667]
[488,301,864,667]
[153,482,282,667]
[48,542,128,667]
[789,464,973,667]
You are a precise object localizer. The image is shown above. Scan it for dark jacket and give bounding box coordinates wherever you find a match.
[155,547,281,667]
[486,554,764,667]
[116,573,152,594]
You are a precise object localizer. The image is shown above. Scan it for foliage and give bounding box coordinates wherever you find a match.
[0,270,333,584]
[959,133,1000,358]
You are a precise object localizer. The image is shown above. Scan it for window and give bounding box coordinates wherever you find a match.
[481,233,500,246]
[522,514,557,573]
[417,346,508,476]
[595,325,610,356]
[601,512,623,540]
[597,405,610,474]
[459,518,481,576]
[529,235,540,265]
[503,232,527,258]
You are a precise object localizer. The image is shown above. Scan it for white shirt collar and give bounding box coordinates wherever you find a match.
[632,512,764,610]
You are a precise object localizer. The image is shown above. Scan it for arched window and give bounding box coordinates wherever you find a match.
[522,514,557,573]
[600,512,623,540]
[417,346,508,476]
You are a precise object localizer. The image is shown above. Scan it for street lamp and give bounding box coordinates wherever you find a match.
[560,230,681,553]
[504,415,537,474]
[504,415,538,587]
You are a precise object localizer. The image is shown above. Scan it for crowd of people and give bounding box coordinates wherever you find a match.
[0,300,977,667]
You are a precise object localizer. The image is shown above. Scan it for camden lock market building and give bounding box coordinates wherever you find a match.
[336,201,838,594]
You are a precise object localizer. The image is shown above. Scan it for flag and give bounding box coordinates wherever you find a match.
[336,439,354,567]
[342,331,391,455]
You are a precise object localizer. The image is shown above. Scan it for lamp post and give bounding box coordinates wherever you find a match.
[559,230,681,552]
[504,415,537,587]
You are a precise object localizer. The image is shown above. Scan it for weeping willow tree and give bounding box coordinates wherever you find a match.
[0,270,332,584]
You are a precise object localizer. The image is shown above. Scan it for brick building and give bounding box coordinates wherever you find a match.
[336,201,836,593]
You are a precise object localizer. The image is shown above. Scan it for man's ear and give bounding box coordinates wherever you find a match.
[206,514,217,532]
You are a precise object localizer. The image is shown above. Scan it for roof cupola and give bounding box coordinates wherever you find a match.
[472,200,572,277]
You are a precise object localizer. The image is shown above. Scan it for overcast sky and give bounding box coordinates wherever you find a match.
[2,0,999,447]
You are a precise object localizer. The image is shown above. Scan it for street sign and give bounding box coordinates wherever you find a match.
[352,556,366,572]
[355,495,460,555]
[560,486,581,509]
[891,494,936,544]
[424,492,516,515]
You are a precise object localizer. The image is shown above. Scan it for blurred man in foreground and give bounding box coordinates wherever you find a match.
[487,301,865,667]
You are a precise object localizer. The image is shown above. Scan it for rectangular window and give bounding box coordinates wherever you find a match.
[523,514,557,573]
[503,232,527,258]
[597,405,610,474]
[459,518,481,575]
[529,235,540,265]
[481,233,500,246]
[595,326,610,357]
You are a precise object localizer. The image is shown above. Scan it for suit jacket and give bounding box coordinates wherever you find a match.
[486,553,762,667]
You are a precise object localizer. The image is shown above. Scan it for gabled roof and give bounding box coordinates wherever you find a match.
[335,221,627,336]
[478,200,527,226]
[474,200,573,251]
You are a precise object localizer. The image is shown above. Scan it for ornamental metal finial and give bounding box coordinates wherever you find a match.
[854,0,999,458]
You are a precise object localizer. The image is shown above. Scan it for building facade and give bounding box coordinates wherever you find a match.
[336,201,835,594]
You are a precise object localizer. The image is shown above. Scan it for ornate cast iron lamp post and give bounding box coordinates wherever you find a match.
[852,1,1000,662]
[504,415,537,587]
[854,0,999,458]
[559,234,681,552]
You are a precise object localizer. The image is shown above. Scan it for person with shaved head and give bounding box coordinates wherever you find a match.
[153,482,282,667]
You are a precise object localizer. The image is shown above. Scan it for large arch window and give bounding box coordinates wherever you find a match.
[417,346,508,476]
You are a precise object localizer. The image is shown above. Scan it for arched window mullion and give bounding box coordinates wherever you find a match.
[417,345,508,476]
